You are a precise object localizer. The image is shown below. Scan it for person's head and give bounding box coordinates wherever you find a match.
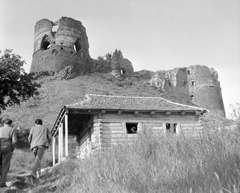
[35,119,43,125]
[4,119,12,125]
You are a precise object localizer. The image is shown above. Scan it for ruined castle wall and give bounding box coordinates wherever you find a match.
[33,19,54,53]
[30,17,91,74]
[187,65,225,116]
[148,65,225,115]
[175,68,190,97]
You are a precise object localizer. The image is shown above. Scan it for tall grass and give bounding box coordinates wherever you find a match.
[52,125,240,193]
[10,147,53,174]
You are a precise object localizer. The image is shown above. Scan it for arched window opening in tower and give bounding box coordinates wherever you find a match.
[41,35,51,50]
[120,69,126,75]
[191,81,195,86]
[52,25,59,33]
[74,39,82,53]
[74,45,77,52]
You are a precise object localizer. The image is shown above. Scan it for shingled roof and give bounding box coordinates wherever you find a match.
[66,94,207,112]
[51,94,208,135]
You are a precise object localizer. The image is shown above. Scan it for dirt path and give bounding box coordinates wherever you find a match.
[0,167,57,193]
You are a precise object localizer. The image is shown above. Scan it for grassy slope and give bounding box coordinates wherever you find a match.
[1,72,190,130]
[2,73,238,192]
[26,126,240,193]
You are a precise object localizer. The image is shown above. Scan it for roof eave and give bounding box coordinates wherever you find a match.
[51,106,67,136]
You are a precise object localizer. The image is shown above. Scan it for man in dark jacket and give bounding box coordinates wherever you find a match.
[28,119,51,179]
[0,119,17,187]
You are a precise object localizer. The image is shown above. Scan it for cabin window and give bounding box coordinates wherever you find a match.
[165,123,178,134]
[126,123,138,134]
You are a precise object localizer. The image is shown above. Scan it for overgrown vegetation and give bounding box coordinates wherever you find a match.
[7,104,240,192]
[49,124,240,193]
[8,107,236,193]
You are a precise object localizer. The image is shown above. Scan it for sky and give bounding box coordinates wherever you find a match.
[0,0,239,116]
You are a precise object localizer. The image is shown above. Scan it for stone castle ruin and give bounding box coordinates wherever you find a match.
[149,65,225,116]
[30,17,91,75]
[30,17,134,77]
[30,17,225,116]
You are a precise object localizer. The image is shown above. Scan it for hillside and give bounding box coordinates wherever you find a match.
[1,71,192,130]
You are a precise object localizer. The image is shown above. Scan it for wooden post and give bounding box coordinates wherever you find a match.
[65,114,69,157]
[60,122,64,160]
[52,136,56,166]
[58,129,61,162]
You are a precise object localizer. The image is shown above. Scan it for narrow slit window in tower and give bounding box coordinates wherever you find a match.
[191,95,194,101]
[120,69,126,75]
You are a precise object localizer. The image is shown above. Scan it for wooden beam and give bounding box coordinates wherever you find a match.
[165,111,171,116]
[150,111,155,116]
[181,112,186,116]
[58,130,60,163]
[195,111,200,115]
[117,110,122,115]
[134,111,139,115]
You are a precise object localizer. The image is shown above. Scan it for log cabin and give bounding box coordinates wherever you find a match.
[51,94,207,164]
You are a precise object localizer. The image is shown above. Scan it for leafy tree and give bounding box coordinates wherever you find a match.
[0,49,40,112]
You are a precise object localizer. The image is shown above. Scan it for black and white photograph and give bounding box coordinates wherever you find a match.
[0,0,239,192]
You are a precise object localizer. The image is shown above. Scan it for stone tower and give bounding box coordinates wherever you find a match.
[149,65,225,116]
[187,65,225,116]
[30,17,91,74]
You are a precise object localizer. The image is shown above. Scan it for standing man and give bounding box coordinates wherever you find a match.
[28,119,51,179]
[0,119,17,187]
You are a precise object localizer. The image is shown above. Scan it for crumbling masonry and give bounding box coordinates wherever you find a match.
[30,17,91,74]
[149,65,225,116]
[30,17,134,76]
[30,17,225,116]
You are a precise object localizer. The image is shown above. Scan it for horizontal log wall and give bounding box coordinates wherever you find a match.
[100,113,202,146]
[77,113,203,158]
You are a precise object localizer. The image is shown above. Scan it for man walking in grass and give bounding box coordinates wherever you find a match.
[0,119,17,187]
[28,119,51,179]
